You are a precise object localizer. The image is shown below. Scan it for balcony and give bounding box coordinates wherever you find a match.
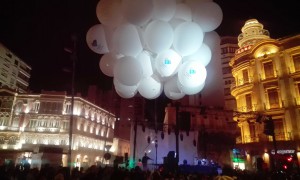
[230,77,253,91]
[235,104,258,112]
[259,70,278,81]
[236,132,293,144]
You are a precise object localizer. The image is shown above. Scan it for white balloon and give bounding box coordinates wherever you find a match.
[103,26,119,52]
[138,75,163,99]
[114,78,138,98]
[177,80,205,95]
[153,0,176,21]
[178,60,207,88]
[169,18,185,29]
[155,49,182,77]
[114,56,143,86]
[96,0,123,27]
[192,2,223,32]
[122,0,153,26]
[136,27,147,49]
[164,76,185,100]
[173,22,204,56]
[86,24,109,54]
[113,24,143,57]
[183,43,212,67]
[137,51,154,78]
[174,3,192,21]
[145,20,174,54]
[99,53,123,77]
[203,31,221,54]
[186,0,213,7]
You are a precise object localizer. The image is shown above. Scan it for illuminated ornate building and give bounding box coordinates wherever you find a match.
[0,88,118,169]
[0,43,31,93]
[230,19,300,170]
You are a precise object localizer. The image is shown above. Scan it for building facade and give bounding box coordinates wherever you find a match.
[230,19,300,171]
[0,43,31,93]
[221,37,239,111]
[0,88,117,169]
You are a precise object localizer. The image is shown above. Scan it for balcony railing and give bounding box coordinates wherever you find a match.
[230,77,253,90]
[236,132,294,144]
[235,104,258,112]
[259,70,278,81]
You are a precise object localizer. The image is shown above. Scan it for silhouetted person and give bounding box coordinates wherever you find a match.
[142,153,152,171]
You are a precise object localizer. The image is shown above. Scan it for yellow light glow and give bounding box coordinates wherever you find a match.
[254,44,279,58]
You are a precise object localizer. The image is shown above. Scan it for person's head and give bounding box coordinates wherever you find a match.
[145,153,147,156]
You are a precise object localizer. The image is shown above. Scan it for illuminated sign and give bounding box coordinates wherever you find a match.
[271,149,295,155]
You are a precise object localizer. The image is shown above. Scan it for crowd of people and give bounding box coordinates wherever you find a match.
[0,161,300,180]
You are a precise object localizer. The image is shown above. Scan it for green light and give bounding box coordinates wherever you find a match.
[232,157,245,163]
[129,159,136,169]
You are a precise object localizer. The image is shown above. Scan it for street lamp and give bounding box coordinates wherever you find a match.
[64,34,77,169]
[155,139,158,169]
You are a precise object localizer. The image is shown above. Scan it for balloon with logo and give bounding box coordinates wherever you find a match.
[86,24,109,54]
[155,49,182,78]
[178,60,207,89]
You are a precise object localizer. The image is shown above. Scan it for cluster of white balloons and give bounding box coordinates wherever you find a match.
[86,0,222,100]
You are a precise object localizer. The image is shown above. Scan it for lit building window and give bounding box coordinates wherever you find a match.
[293,54,300,72]
[263,62,274,78]
[267,89,280,109]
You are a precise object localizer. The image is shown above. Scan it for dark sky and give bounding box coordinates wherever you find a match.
[1,0,300,96]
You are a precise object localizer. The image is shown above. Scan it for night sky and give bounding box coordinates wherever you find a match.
[1,0,300,97]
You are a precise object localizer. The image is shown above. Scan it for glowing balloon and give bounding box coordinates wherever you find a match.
[192,2,223,32]
[114,78,138,98]
[153,0,176,21]
[178,61,207,88]
[164,76,185,100]
[169,18,185,29]
[203,31,221,54]
[137,51,154,78]
[96,0,123,27]
[177,80,205,95]
[86,24,109,54]
[113,24,143,57]
[183,43,212,67]
[122,0,153,26]
[145,20,174,54]
[114,56,143,86]
[155,49,182,77]
[186,0,213,6]
[100,53,123,77]
[173,22,204,56]
[174,3,192,21]
[138,75,162,99]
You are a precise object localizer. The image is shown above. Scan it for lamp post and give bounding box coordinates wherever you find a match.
[155,139,158,169]
[64,34,77,169]
[175,102,180,172]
